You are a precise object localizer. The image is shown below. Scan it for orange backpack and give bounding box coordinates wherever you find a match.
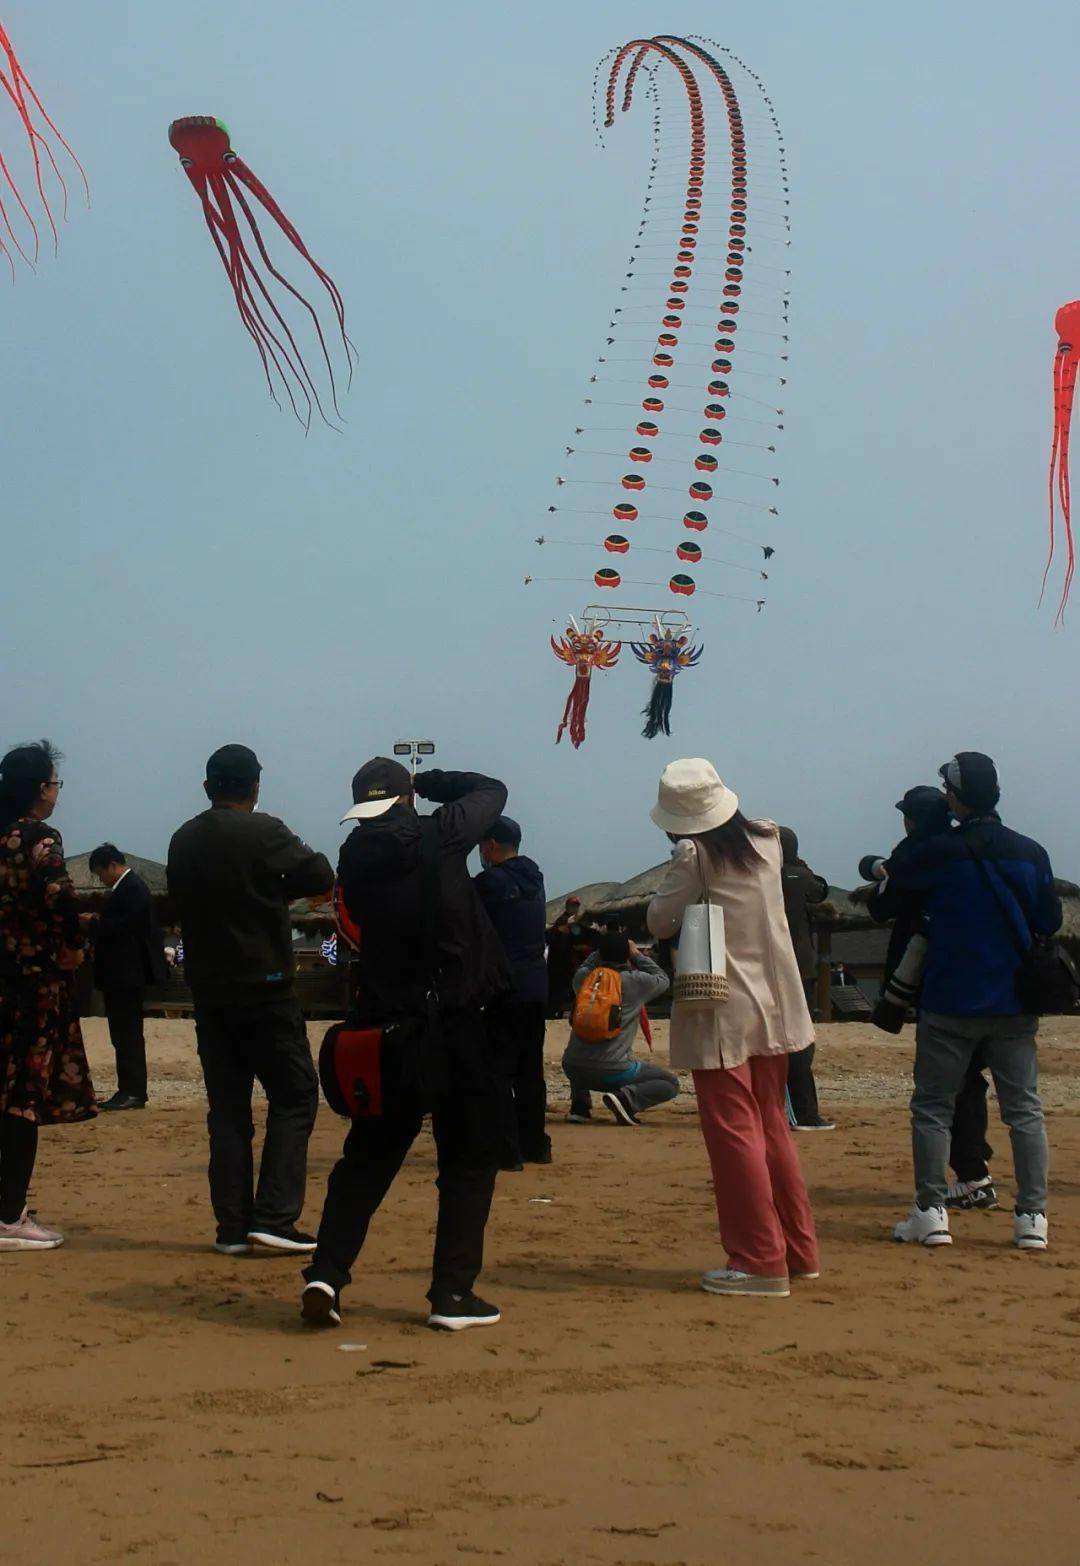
[571,965,624,1042]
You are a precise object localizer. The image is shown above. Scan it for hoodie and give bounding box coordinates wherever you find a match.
[562,951,670,1072]
[337,769,512,1023]
[473,855,548,1003]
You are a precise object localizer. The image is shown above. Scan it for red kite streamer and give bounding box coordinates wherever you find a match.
[538,37,787,741]
[551,625,621,747]
[1047,299,1080,621]
[0,18,88,277]
[168,116,355,428]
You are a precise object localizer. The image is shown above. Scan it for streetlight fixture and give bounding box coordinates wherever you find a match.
[393,739,436,777]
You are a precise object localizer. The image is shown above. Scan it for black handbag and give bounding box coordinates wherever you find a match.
[969,852,1079,1016]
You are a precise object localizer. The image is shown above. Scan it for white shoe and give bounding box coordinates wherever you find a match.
[1014,1211,1048,1251]
[702,1268,790,1298]
[892,1204,952,1246]
[0,1209,64,1251]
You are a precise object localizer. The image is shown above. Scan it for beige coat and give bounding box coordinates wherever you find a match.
[646,829,814,1071]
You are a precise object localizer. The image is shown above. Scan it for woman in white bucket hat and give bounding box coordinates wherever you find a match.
[647,759,819,1298]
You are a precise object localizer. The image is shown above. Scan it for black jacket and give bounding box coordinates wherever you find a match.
[167,808,333,1006]
[93,870,168,992]
[777,829,827,980]
[474,855,548,1004]
[338,769,512,1024]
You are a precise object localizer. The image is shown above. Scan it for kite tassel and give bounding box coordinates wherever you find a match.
[556,674,592,749]
[641,679,673,740]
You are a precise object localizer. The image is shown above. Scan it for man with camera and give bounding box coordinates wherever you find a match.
[869,753,1060,1252]
[302,758,510,1332]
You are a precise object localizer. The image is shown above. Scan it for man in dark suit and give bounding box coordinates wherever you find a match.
[89,844,167,1111]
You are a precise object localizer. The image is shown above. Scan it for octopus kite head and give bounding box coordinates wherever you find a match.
[168,117,234,181]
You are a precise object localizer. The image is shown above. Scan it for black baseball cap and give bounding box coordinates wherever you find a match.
[205,744,261,787]
[485,815,522,848]
[938,752,1000,812]
[341,756,412,824]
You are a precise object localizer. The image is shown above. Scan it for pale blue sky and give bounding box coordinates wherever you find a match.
[3,1,1078,893]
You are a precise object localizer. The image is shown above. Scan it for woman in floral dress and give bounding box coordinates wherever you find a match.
[0,740,96,1250]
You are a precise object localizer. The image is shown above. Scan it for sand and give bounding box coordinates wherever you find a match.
[4,1016,1080,1565]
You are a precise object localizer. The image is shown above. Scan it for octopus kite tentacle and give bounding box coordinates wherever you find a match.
[1046,300,1080,622]
[0,20,89,266]
[168,117,353,427]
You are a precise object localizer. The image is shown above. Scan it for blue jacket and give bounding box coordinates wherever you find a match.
[474,855,549,1004]
[869,815,1061,1017]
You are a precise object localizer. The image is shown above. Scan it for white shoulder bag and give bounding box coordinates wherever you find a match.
[673,842,729,1005]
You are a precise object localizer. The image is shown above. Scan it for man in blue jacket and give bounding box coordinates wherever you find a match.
[870,752,1060,1252]
[475,817,551,1169]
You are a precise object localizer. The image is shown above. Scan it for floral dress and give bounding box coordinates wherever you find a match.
[0,816,96,1123]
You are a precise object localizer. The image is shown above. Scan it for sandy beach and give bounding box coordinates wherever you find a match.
[2,1017,1077,1565]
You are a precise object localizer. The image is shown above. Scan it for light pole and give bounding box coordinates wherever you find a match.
[393,739,436,779]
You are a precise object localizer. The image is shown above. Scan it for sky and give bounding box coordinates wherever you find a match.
[3,1,1079,897]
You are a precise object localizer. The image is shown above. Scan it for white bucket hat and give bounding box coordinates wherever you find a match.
[650,758,739,836]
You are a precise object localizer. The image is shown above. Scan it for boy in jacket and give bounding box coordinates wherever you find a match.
[475,817,551,1169]
[302,760,511,1333]
[562,933,675,1125]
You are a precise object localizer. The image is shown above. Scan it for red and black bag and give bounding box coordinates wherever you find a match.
[318,816,444,1117]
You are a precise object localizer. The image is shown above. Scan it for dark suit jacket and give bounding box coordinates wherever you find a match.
[94,871,168,993]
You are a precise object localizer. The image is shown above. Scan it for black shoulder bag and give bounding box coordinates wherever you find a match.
[319,815,446,1115]
[969,851,1079,1016]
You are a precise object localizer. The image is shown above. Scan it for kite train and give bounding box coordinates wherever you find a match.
[0,17,88,277]
[168,116,355,429]
[532,35,788,743]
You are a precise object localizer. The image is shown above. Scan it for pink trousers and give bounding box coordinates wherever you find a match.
[693,1053,819,1277]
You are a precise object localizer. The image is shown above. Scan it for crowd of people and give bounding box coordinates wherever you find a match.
[0,737,1063,1321]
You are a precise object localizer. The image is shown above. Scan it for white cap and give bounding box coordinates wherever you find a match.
[650,758,739,836]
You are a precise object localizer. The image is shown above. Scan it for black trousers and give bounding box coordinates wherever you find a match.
[787,1042,821,1125]
[487,996,549,1164]
[103,987,148,1101]
[194,997,319,1241]
[306,1006,499,1303]
[0,1115,38,1224]
[950,1047,994,1182]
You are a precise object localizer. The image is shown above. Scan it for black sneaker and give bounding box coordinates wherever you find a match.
[601,1089,640,1126]
[213,1235,253,1256]
[301,1281,341,1327]
[248,1226,317,1254]
[427,1292,501,1332]
[567,1108,592,1124]
[792,1116,836,1132]
[524,1144,553,1166]
[945,1176,999,1211]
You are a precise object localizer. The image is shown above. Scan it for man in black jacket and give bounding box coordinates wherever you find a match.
[475,816,550,1170]
[302,759,510,1333]
[89,845,167,1111]
[167,745,334,1257]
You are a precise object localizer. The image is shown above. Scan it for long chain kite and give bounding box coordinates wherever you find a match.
[0,18,88,278]
[1046,299,1080,622]
[532,36,788,744]
[168,117,355,429]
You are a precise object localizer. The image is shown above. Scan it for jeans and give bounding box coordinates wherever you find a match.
[913,1013,1047,1212]
[950,1047,994,1182]
[564,1058,679,1118]
[786,1043,821,1125]
[306,1007,499,1303]
[194,997,319,1240]
[103,987,147,1100]
[486,996,549,1163]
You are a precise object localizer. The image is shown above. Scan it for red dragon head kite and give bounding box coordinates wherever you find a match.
[551,625,621,748]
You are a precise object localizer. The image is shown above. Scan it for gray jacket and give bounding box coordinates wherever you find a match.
[562,951,670,1072]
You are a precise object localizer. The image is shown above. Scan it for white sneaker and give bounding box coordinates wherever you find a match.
[701,1268,790,1297]
[892,1204,952,1246]
[0,1209,64,1251]
[1014,1211,1048,1251]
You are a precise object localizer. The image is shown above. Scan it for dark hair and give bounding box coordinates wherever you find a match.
[205,774,259,804]
[88,843,125,872]
[598,931,630,965]
[0,739,61,829]
[671,809,776,874]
